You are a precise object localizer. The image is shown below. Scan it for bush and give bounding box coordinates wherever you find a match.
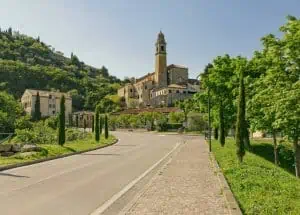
[168,112,185,124]
[45,115,58,130]
[166,123,182,130]
[15,121,56,144]
[156,116,168,132]
[14,115,33,130]
[66,129,86,141]
[187,112,207,132]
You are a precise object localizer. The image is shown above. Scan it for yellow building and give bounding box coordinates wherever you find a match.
[21,89,72,122]
[118,31,200,108]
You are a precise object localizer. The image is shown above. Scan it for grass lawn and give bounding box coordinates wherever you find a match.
[212,138,300,215]
[0,134,117,167]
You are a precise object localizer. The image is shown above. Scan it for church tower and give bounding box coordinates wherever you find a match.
[154,31,167,87]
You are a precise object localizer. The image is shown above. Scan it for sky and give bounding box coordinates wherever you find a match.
[1,0,300,79]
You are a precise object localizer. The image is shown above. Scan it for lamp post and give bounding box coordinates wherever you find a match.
[207,71,212,152]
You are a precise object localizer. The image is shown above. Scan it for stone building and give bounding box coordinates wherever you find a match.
[118,31,200,108]
[21,89,72,122]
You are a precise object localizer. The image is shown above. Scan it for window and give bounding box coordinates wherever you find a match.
[176,90,179,94]
[49,95,52,99]
[130,89,133,92]
[52,110,55,114]
[49,104,52,108]
[169,90,172,93]
[161,45,164,52]
[145,85,147,90]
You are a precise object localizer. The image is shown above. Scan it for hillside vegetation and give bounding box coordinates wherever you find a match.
[0,27,121,111]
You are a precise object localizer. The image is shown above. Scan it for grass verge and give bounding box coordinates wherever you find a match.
[0,134,117,167]
[212,138,300,214]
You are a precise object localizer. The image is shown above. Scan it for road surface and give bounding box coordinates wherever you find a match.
[0,132,193,215]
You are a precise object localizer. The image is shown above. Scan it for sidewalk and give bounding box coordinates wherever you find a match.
[124,138,232,215]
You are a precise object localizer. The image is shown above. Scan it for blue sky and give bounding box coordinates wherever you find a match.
[1,0,299,79]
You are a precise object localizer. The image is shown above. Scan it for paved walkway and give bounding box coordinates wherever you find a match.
[125,138,230,215]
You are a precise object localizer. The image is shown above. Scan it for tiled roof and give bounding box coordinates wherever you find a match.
[112,107,181,115]
[136,72,155,83]
[25,89,71,99]
[167,64,188,69]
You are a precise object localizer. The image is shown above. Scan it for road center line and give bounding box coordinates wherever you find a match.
[90,141,182,215]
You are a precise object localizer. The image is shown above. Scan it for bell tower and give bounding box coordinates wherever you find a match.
[155,31,167,87]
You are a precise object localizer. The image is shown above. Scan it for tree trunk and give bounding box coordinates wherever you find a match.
[294,136,300,178]
[219,101,225,146]
[243,125,251,151]
[272,130,279,166]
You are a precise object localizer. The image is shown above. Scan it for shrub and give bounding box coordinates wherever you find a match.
[66,129,86,141]
[156,116,168,132]
[168,112,185,124]
[167,123,182,130]
[15,115,33,130]
[45,115,58,130]
[187,112,207,132]
[15,121,56,144]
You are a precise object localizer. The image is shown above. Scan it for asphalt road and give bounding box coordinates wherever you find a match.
[0,132,190,215]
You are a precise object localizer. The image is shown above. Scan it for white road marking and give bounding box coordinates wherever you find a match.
[90,142,181,215]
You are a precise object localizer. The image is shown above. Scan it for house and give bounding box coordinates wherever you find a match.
[21,89,72,122]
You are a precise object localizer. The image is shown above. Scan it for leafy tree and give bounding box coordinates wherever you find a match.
[175,99,193,124]
[104,114,109,139]
[33,91,41,121]
[95,109,100,142]
[235,69,246,163]
[0,91,22,132]
[58,95,66,145]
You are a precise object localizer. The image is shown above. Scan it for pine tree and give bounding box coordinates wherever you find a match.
[99,116,103,135]
[58,95,66,145]
[235,70,246,163]
[33,92,41,121]
[95,110,100,142]
[92,115,94,133]
[105,114,109,139]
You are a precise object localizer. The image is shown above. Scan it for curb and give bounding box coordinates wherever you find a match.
[209,152,243,215]
[0,138,119,172]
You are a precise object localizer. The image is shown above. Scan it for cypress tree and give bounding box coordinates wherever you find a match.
[76,115,79,128]
[58,95,66,145]
[83,119,87,132]
[33,91,41,121]
[219,101,225,146]
[95,110,100,142]
[99,116,103,135]
[214,127,219,140]
[92,115,94,133]
[236,70,246,163]
[105,114,109,139]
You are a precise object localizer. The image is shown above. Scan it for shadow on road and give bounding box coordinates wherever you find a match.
[0,172,30,178]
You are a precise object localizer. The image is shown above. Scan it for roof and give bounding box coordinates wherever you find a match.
[188,79,200,85]
[24,89,71,99]
[167,84,187,89]
[136,72,155,83]
[112,107,181,115]
[167,64,188,69]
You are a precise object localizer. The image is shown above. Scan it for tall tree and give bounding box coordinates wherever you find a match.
[235,69,246,162]
[99,116,103,135]
[92,115,94,133]
[33,92,41,121]
[58,95,66,145]
[105,114,109,139]
[95,109,100,142]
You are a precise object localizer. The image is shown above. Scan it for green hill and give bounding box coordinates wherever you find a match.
[0,27,121,111]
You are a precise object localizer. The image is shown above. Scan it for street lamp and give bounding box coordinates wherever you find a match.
[207,68,212,152]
